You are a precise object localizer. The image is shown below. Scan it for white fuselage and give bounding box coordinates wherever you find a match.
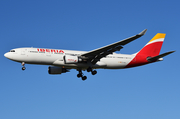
[4,31,173,80]
[4,47,135,69]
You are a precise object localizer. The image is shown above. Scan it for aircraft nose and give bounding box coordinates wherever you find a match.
[4,52,10,59]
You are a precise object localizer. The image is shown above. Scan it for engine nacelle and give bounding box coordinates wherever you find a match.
[64,55,82,64]
[48,66,68,74]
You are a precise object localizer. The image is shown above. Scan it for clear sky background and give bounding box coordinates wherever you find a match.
[0,0,180,119]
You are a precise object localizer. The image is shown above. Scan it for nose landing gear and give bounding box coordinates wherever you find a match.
[21,62,26,70]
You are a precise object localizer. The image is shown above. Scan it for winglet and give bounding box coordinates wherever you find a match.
[138,29,147,36]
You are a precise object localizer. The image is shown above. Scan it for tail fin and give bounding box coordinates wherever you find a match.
[126,33,175,68]
[137,33,166,57]
[125,33,166,68]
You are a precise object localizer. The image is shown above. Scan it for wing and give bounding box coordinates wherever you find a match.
[80,29,147,64]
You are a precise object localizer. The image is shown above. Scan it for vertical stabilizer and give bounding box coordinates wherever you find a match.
[137,33,166,57]
[126,33,166,68]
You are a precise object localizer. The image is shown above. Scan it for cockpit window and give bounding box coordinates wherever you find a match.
[10,50,15,52]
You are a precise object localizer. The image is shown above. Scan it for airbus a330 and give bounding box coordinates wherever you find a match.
[4,29,175,80]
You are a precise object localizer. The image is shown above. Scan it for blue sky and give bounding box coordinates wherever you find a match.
[0,0,180,119]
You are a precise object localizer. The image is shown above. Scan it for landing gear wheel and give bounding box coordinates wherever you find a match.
[87,67,92,72]
[22,67,26,70]
[82,76,87,81]
[91,70,97,75]
[77,70,87,80]
[77,73,82,78]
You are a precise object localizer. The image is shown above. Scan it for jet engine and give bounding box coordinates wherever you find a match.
[64,55,82,64]
[48,66,68,74]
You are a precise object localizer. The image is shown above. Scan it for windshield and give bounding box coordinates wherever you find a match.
[10,50,15,52]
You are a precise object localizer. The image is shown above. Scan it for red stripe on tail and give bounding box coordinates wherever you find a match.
[125,33,165,68]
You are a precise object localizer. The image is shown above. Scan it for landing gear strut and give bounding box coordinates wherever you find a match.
[21,62,26,70]
[87,67,97,75]
[77,67,97,81]
[77,70,87,81]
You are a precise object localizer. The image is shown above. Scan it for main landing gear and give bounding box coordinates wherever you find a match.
[77,67,97,81]
[21,62,26,70]
[77,70,87,81]
[87,67,97,75]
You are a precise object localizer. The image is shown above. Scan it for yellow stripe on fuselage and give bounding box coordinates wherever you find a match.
[148,33,166,43]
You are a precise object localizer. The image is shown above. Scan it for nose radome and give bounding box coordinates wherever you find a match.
[4,52,10,59]
[4,53,8,58]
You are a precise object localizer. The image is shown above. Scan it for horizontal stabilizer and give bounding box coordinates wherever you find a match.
[147,51,175,62]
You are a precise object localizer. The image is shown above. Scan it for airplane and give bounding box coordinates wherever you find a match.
[4,29,175,80]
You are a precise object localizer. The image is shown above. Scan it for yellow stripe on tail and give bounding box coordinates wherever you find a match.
[148,33,166,43]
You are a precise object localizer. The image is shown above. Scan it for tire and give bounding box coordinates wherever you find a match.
[87,67,92,72]
[77,73,82,78]
[82,76,87,81]
[92,70,97,75]
[22,67,26,70]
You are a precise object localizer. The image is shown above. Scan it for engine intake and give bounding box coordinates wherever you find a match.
[48,66,68,74]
